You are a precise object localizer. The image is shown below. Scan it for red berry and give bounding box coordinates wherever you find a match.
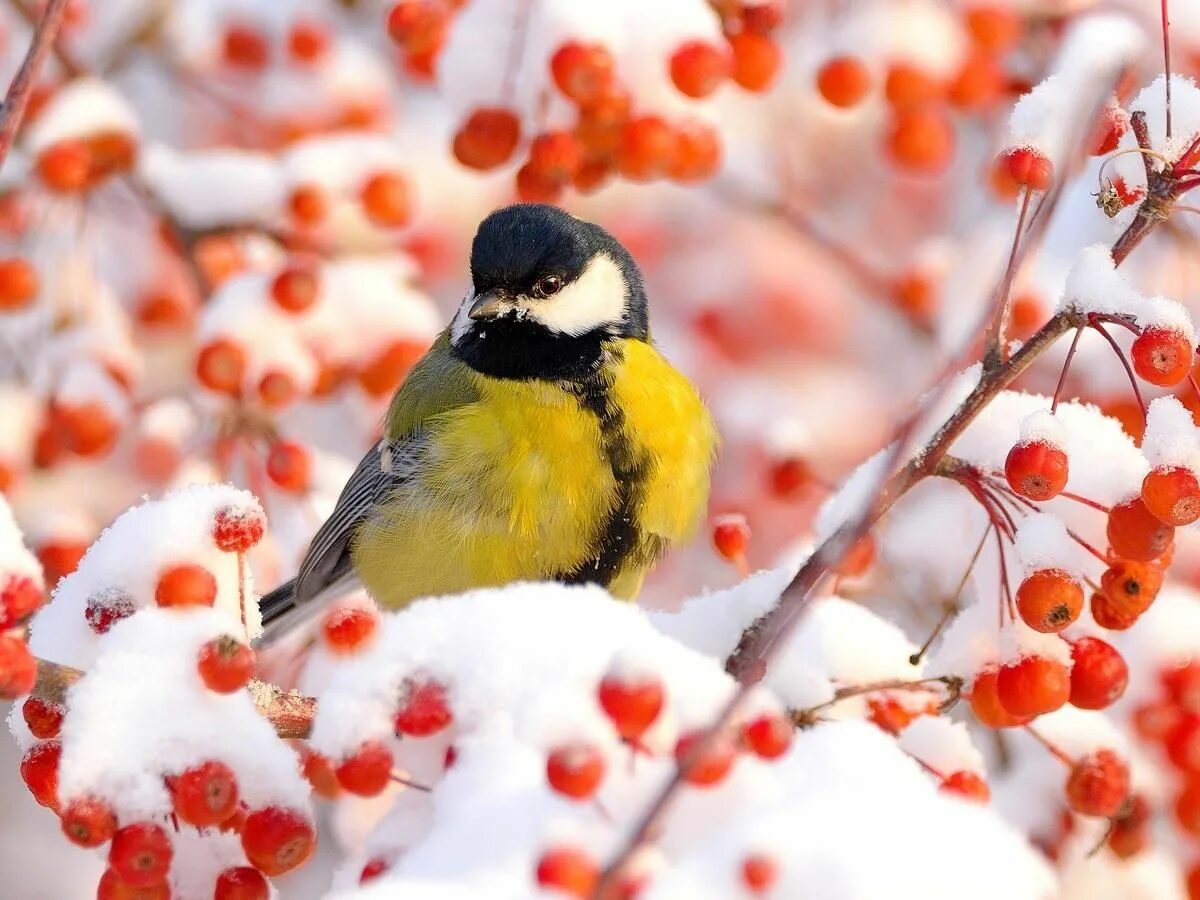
[266,441,311,493]
[1133,698,1181,743]
[240,806,316,876]
[965,4,1022,52]
[1065,749,1129,818]
[360,857,390,883]
[222,23,269,70]
[674,730,737,787]
[0,257,38,310]
[741,852,778,893]
[395,676,453,737]
[669,119,722,183]
[336,740,394,796]
[257,371,299,409]
[1015,569,1083,633]
[669,41,729,99]
[816,56,870,108]
[1091,590,1139,630]
[729,32,782,92]
[528,131,584,182]
[212,506,266,553]
[1142,466,1200,526]
[767,455,814,499]
[270,265,320,314]
[996,655,1070,717]
[356,339,427,398]
[1131,327,1193,387]
[108,823,173,888]
[320,604,378,654]
[452,108,521,171]
[713,514,750,562]
[969,669,1032,728]
[940,770,990,803]
[1004,440,1068,501]
[360,171,412,228]
[1069,637,1128,710]
[197,636,254,694]
[215,866,269,900]
[1108,794,1151,859]
[0,634,36,699]
[61,795,117,847]
[741,712,793,759]
[1088,105,1127,156]
[993,147,1053,194]
[885,62,943,110]
[598,670,664,742]
[546,743,605,800]
[288,21,329,64]
[1108,496,1174,562]
[0,573,41,628]
[196,338,246,395]
[22,696,64,739]
[96,868,169,900]
[514,162,563,204]
[535,846,598,897]
[155,563,216,609]
[1176,780,1200,835]
[86,590,136,635]
[550,42,615,105]
[386,0,447,54]
[170,760,239,826]
[615,115,677,181]
[1164,662,1200,713]
[20,739,60,808]
[1167,716,1200,773]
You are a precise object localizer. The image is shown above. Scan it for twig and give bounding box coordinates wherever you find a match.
[1162,0,1172,141]
[33,657,317,739]
[0,0,73,171]
[982,187,1034,371]
[2,0,81,77]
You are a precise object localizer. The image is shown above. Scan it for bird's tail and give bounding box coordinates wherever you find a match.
[256,578,301,647]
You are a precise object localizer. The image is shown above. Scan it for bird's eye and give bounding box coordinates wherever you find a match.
[535,274,563,297]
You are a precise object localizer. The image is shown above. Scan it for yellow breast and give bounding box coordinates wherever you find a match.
[352,338,716,607]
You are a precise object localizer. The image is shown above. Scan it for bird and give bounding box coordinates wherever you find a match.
[257,203,717,644]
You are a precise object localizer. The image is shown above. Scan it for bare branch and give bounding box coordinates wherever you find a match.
[0,0,73,171]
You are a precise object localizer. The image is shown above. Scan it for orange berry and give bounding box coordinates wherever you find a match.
[35,140,91,192]
[1099,559,1162,617]
[271,264,319,313]
[615,116,677,181]
[223,23,269,70]
[669,120,721,183]
[136,290,191,330]
[713,514,750,562]
[1015,569,1083,633]
[266,441,311,493]
[669,41,729,99]
[335,740,393,796]
[1004,440,1068,501]
[675,730,737,786]
[729,32,781,92]
[535,846,598,897]
[884,62,942,110]
[240,807,315,876]
[885,108,955,174]
[969,669,1032,728]
[1108,496,1174,562]
[994,147,1053,193]
[550,42,615,105]
[741,853,779,893]
[965,4,1023,53]
[356,339,427,398]
[288,20,329,64]
[1131,327,1194,387]
[452,107,522,171]
[940,770,990,803]
[832,534,875,578]
[0,257,38,310]
[196,338,246,395]
[1142,466,1200,526]
[288,184,327,227]
[155,563,217,609]
[320,604,378,654]
[61,796,117,847]
[360,171,411,228]
[257,371,299,409]
[598,670,664,742]
[947,50,1004,111]
[1091,590,1139,631]
[1069,637,1128,710]
[546,743,605,800]
[527,131,583,182]
[996,655,1070,717]
[815,56,871,108]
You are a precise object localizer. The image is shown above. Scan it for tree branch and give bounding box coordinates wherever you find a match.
[33,657,316,740]
[0,0,73,170]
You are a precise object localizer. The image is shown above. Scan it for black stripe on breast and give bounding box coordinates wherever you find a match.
[559,346,655,588]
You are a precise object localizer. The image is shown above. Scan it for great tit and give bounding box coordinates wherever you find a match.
[258,203,717,643]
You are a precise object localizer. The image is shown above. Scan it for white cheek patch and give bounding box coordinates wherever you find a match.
[533,254,628,336]
[450,292,474,344]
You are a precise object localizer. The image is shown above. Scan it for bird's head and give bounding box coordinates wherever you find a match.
[449,204,648,380]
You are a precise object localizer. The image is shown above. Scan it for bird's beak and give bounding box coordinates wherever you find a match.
[468,292,515,321]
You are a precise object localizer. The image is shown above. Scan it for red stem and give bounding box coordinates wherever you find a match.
[1050,325,1085,413]
[1162,0,1173,141]
[1090,321,1148,422]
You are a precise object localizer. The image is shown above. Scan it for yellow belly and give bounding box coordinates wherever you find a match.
[351,339,715,608]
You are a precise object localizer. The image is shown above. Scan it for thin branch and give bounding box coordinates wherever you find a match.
[0,0,73,171]
[1162,0,1173,141]
[982,187,1034,371]
[3,0,81,77]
